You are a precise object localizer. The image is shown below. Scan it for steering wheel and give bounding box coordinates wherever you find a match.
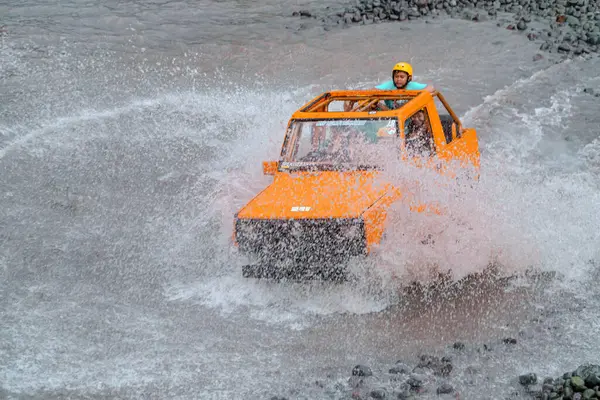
[299,150,326,162]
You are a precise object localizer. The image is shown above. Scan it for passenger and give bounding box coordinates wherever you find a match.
[405,109,434,155]
[376,62,435,92]
[376,62,435,110]
[344,62,435,112]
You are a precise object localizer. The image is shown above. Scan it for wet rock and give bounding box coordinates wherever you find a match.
[463,9,487,21]
[353,365,373,377]
[574,364,600,387]
[558,43,572,52]
[416,354,453,376]
[465,365,479,375]
[370,388,387,399]
[587,33,600,45]
[582,388,596,399]
[564,386,575,398]
[542,383,555,392]
[520,373,538,385]
[482,344,494,351]
[437,383,454,394]
[571,376,586,391]
[452,342,465,350]
[566,378,573,388]
[349,375,364,389]
[411,366,430,375]
[396,390,412,399]
[517,19,528,29]
[407,373,426,389]
[389,362,411,374]
[566,15,581,26]
[563,32,574,42]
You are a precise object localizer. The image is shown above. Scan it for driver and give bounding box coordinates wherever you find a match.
[298,124,327,162]
[297,124,356,163]
[326,126,353,163]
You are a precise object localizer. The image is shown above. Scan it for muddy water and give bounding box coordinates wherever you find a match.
[1,1,600,399]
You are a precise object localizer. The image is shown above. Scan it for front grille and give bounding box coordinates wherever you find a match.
[235,217,366,263]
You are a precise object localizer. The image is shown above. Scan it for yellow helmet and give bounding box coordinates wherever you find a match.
[392,62,413,79]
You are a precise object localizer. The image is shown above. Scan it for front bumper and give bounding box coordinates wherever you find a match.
[234,217,367,264]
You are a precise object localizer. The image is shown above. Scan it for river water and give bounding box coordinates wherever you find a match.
[1,1,600,399]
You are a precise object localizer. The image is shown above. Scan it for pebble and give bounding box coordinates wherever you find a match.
[353,364,373,377]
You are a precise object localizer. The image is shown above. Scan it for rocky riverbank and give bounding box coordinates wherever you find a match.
[265,283,600,400]
[293,0,600,59]
[270,353,600,399]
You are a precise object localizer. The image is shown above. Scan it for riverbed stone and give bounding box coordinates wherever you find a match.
[291,0,600,57]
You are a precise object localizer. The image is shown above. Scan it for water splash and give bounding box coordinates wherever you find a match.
[460,60,600,285]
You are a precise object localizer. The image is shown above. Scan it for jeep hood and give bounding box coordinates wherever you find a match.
[236,171,393,220]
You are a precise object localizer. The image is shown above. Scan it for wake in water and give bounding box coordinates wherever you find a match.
[167,60,600,325]
[4,58,593,327]
[461,59,600,285]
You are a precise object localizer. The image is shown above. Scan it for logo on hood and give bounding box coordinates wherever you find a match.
[291,206,311,212]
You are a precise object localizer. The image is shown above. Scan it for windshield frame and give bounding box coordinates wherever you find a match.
[279,117,401,172]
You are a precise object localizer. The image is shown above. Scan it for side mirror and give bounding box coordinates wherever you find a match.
[262,161,278,175]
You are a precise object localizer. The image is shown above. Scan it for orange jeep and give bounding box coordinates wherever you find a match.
[233,89,480,280]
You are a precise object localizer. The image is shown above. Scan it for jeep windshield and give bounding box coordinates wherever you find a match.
[280,118,400,171]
